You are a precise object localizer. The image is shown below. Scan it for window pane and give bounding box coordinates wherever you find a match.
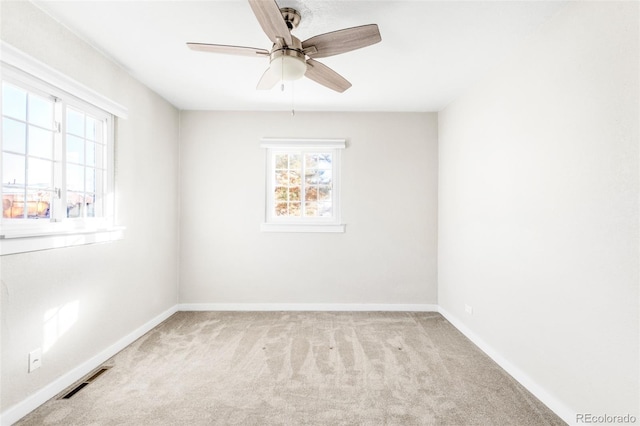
[319,169,332,184]
[319,202,332,217]
[67,191,84,218]
[318,154,332,169]
[305,169,332,185]
[3,193,23,219]
[304,202,318,217]
[66,108,84,137]
[318,186,331,201]
[86,142,96,166]
[29,126,54,159]
[28,94,53,129]
[305,154,318,168]
[275,170,288,185]
[305,186,318,201]
[289,186,300,201]
[66,135,84,164]
[86,117,98,141]
[95,141,105,168]
[67,164,84,191]
[274,186,288,201]
[27,158,53,188]
[2,117,26,153]
[305,169,318,185]
[289,170,300,185]
[275,186,287,201]
[289,202,301,217]
[85,194,96,217]
[85,168,95,192]
[25,189,51,218]
[2,83,27,121]
[275,154,288,169]
[275,202,288,216]
[3,153,26,185]
[95,168,105,195]
[289,154,301,170]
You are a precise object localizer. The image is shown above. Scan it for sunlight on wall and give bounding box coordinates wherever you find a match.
[43,300,79,353]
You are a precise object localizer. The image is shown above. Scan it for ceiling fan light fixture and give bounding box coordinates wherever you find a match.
[270,50,307,81]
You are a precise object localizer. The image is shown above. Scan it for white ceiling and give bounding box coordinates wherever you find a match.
[34,0,567,112]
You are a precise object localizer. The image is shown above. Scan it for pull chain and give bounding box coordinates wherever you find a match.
[281,55,285,92]
[291,80,295,117]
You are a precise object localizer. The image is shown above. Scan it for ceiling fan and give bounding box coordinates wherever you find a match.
[186,0,382,93]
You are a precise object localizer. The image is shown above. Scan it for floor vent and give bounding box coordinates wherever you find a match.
[58,366,112,400]
[85,367,111,383]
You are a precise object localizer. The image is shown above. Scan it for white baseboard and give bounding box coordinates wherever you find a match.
[437,306,575,426]
[178,303,439,312]
[0,305,177,426]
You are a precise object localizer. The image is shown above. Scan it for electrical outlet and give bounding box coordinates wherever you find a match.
[465,304,474,315]
[28,348,42,373]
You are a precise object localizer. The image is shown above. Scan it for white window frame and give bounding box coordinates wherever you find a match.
[0,42,126,255]
[260,138,345,233]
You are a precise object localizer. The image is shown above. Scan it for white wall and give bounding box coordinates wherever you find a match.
[179,111,438,306]
[438,1,639,421]
[1,1,180,413]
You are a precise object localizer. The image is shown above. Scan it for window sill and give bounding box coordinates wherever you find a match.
[0,226,125,255]
[260,223,345,233]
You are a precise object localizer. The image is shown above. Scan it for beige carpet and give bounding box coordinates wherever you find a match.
[16,312,565,425]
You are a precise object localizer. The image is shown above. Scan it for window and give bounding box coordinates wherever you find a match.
[2,81,110,223]
[0,43,126,254]
[261,138,345,233]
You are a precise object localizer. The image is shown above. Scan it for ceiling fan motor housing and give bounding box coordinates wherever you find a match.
[270,35,307,80]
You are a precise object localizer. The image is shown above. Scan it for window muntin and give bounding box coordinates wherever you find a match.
[261,138,345,232]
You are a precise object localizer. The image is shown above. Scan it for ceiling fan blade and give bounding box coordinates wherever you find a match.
[256,67,280,90]
[304,59,352,93]
[302,24,381,59]
[187,42,269,57]
[248,0,292,46]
